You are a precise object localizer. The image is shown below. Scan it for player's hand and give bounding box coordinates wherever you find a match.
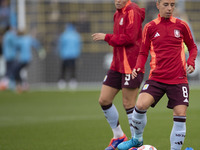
[186,64,194,74]
[91,33,106,41]
[132,68,141,79]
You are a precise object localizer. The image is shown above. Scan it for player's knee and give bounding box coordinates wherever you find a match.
[173,112,187,116]
[173,105,187,116]
[136,103,148,111]
[122,102,129,109]
[99,96,110,106]
[122,99,135,109]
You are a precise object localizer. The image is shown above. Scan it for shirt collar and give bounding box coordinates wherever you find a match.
[158,14,174,22]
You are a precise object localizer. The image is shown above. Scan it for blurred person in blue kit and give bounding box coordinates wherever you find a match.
[0,0,17,90]
[0,0,11,78]
[14,29,46,93]
[0,26,17,90]
[57,23,82,90]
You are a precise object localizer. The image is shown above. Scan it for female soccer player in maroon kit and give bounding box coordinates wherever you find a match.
[118,0,198,150]
[92,0,145,149]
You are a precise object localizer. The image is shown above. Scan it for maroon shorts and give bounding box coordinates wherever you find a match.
[140,80,189,109]
[103,69,144,89]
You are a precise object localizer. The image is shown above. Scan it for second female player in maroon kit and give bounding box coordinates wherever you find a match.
[92,0,145,150]
[118,0,198,150]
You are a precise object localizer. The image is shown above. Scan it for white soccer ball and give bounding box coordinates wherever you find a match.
[137,145,157,150]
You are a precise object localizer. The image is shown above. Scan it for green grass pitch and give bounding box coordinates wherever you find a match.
[0,89,199,150]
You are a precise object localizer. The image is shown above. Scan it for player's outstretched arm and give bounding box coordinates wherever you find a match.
[92,33,106,41]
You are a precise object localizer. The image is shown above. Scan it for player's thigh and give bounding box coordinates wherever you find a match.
[99,84,120,105]
[136,92,155,110]
[173,105,187,116]
[139,80,166,108]
[122,88,139,109]
[103,69,122,89]
[121,73,143,108]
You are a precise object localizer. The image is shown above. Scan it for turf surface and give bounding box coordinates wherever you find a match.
[0,89,199,150]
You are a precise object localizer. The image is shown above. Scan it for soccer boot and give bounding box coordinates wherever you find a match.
[117,138,143,150]
[105,134,128,150]
[185,148,194,150]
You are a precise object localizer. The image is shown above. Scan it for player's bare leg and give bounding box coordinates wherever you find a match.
[99,85,119,106]
[122,88,139,108]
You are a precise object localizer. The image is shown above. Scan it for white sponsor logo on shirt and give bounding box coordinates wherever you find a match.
[154,32,160,38]
[119,18,123,25]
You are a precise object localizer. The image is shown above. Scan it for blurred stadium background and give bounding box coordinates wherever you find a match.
[0,0,200,90]
[0,1,199,149]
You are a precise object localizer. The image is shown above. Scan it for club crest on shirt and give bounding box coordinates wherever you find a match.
[119,18,123,25]
[174,29,180,38]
